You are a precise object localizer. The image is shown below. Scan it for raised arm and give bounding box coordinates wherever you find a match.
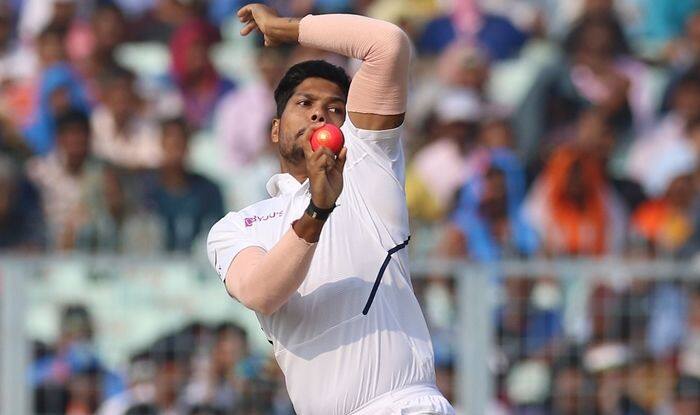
[237,4,411,131]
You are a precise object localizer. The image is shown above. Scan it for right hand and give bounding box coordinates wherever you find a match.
[300,123,347,210]
[237,3,297,47]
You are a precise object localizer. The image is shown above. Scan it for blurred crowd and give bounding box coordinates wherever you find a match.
[2,0,700,414]
[32,304,293,415]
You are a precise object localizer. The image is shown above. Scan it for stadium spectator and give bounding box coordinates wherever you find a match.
[549,351,595,415]
[97,352,157,415]
[523,144,626,256]
[214,47,287,169]
[32,304,125,414]
[143,117,224,252]
[23,61,91,155]
[91,67,162,169]
[131,0,205,44]
[18,0,80,41]
[183,323,248,412]
[627,72,700,198]
[74,166,165,253]
[90,3,128,71]
[408,41,491,143]
[417,0,528,60]
[168,18,233,129]
[630,168,697,256]
[25,110,104,250]
[515,11,654,169]
[479,116,516,150]
[64,3,129,99]
[0,4,33,82]
[447,148,539,262]
[0,154,45,250]
[406,89,483,222]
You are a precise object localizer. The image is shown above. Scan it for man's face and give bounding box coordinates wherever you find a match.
[273,77,346,166]
[93,8,125,51]
[553,367,587,415]
[58,124,90,171]
[38,34,66,68]
[161,124,188,168]
[104,78,136,121]
[213,329,246,369]
[480,168,508,220]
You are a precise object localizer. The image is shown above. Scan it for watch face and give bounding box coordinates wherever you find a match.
[306,203,330,221]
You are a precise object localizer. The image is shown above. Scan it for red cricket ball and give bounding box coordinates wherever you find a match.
[310,124,344,154]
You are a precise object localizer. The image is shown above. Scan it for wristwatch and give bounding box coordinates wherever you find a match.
[305,199,336,221]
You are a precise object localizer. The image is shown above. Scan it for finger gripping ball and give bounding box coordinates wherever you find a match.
[310,124,344,154]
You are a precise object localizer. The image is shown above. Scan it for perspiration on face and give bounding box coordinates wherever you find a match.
[273,77,347,166]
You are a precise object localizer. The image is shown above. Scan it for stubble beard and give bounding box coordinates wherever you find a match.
[279,128,306,167]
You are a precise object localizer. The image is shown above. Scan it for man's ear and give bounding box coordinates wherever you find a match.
[271,118,280,144]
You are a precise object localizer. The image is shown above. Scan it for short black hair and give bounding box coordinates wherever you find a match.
[273,60,351,118]
[160,116,190,140]
[56,109,90,135]
[37,24,66,42]
[214,321,247,340]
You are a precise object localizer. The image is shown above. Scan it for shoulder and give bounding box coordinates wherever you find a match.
[209,197,280,235]
[342,114,404,160]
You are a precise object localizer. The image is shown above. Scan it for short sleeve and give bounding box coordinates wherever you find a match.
[340,116,410,247]
[341,115,405,184]
[206,212,267,282]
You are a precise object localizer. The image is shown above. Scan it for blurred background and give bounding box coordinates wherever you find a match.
[1,0,700,414]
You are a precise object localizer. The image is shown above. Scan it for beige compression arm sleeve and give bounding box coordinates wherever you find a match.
[298,14,411,115]
[226,228,316,315]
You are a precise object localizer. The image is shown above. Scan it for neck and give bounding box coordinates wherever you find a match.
[65,161,84,176]
[279,158,308,183]
[160,165,187,189]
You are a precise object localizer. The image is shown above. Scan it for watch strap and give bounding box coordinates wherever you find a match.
[305,199,335,221]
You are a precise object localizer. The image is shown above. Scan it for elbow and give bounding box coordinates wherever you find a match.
[228,278,282,316]
[382,24,412,65]
[242,296,281,316]
[252,301,281,316]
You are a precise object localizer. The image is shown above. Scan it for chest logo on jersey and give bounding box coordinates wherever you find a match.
[244,211,284,227]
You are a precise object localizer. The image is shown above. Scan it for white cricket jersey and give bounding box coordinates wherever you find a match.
[207,116,437,415]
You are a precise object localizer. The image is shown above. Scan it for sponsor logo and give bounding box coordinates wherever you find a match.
[244,211,284,227]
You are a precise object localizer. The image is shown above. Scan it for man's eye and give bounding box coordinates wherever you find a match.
[298,100,310,106]
[329,107,343,113]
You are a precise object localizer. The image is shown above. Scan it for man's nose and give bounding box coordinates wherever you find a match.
[310,111,325,123]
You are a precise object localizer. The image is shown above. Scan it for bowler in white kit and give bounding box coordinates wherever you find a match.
[207,3,455,414]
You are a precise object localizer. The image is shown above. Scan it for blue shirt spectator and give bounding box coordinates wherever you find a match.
[143,118,224,252]
[23,63,91,155]
[451,148,539,262]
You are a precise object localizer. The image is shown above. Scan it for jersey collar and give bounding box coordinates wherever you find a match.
[266,173,310,197]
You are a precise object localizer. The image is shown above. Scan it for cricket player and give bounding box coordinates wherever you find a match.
[207,3,455,414]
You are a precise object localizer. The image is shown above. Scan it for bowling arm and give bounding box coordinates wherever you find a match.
[297,14,411,130]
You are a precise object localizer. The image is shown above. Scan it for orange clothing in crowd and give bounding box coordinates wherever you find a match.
[632,199,693,251]
[539,146,608,255]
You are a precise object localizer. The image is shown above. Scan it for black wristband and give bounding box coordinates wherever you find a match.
[305,199,335,221]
